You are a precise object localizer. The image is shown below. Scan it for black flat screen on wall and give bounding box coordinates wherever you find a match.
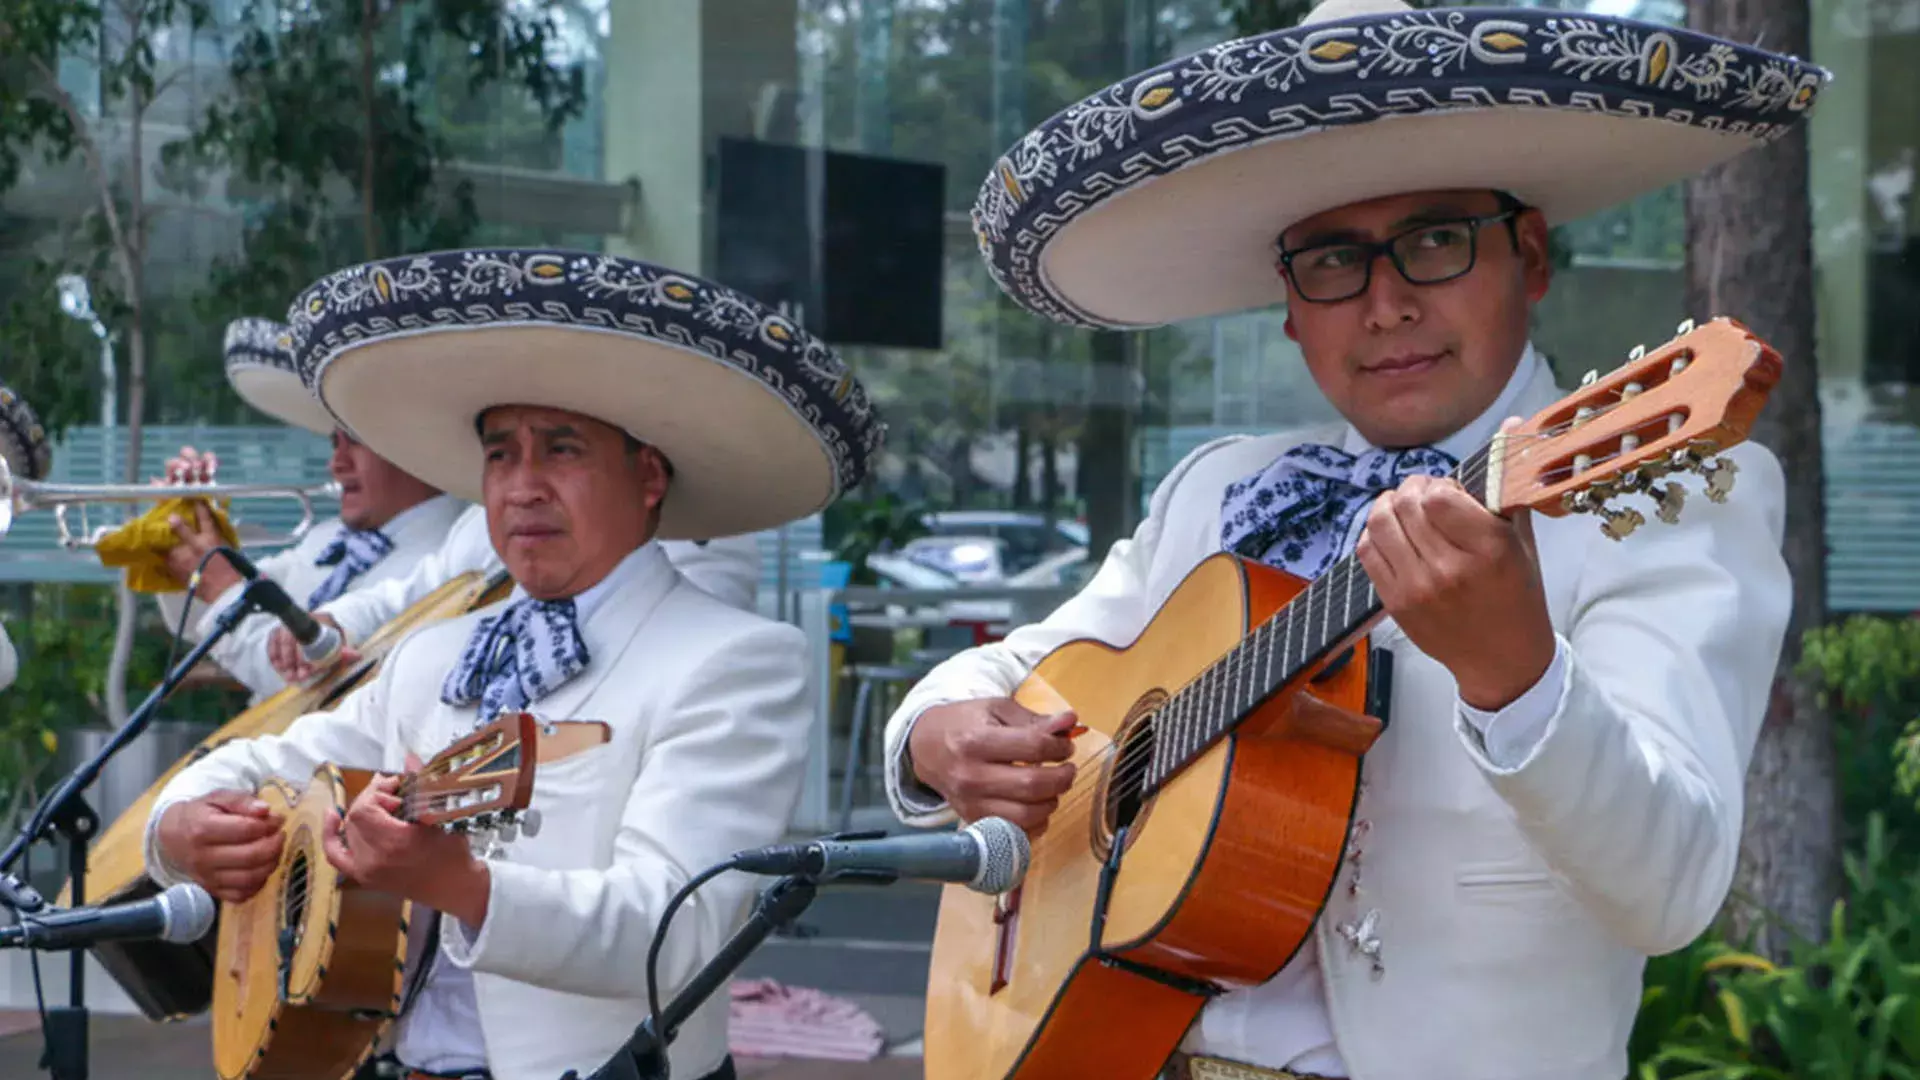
[714,136,945,351]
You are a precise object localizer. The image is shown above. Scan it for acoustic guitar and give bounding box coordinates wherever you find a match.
[919,317,1784,1079]
[211,711,543,1080]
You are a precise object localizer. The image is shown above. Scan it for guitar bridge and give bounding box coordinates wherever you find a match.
[989,885,1022,995]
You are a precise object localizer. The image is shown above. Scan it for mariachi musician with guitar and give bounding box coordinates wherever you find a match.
[140,248,884,1080]
[884,1,1826,1078]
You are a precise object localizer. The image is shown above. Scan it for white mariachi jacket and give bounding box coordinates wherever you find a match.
[882,353,1793,1080]
[318,502,764,645]
[154,493,469,703]
[144,543,814,1080]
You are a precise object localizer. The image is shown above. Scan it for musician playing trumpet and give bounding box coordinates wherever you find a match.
[152,318,465,703]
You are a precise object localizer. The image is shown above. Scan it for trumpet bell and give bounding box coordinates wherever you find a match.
[0,454,340,550]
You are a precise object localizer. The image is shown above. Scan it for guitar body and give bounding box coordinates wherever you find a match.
[209,714,539,1080]
[924,552,1385,1080]
[212,765,407,1080]
[68,567,513,1021]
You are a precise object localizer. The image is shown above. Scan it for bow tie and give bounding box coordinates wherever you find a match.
[307,528,394,607]
[1219,443,1458,578]
[440,595,592,722]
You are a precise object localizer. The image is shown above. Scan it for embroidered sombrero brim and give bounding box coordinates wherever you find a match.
[972,0,1830,329]
[225,316,336,436]
[0,381,51,482]
[286,249,886,541]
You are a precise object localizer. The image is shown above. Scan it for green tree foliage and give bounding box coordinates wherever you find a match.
[162,0,589,334]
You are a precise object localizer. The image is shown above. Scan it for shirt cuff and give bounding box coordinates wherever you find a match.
[1456,637,1570,769]
[893,707,952,817]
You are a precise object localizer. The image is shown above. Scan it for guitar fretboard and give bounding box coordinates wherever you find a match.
[1139,442,1495,793]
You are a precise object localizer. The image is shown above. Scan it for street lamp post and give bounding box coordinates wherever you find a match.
[54,272,134,729]
[55,274,117,483]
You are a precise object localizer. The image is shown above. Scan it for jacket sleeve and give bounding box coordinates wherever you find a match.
[142,640,403,888]
[320,509,497,645]
[880,436,1248,828]
[441,619,812,1000]
[152,545,309,700]
[1451,440,1793,955]
[661,535,761,614]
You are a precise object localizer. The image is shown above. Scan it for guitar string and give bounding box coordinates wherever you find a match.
[1028,386,1695,820]
[1023,402,1692,858]
[1017,439,1506,857]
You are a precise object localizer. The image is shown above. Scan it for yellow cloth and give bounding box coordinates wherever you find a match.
[93,498,239,594]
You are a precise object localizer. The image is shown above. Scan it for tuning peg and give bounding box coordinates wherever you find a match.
[1598,505,1645,541]
[1627,344,1646,362]
[497,821,519,845]
[1676,318,1696,335]
[1700,456,1739,503]
[518,808,543,839]
[1580,369,1599,387]
[1668,446,1701,472]
[1653,481,1686,524]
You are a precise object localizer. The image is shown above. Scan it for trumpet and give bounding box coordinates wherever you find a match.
[0,455,339,550]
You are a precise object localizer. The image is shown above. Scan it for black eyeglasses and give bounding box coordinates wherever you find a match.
[1275,209,1521,304]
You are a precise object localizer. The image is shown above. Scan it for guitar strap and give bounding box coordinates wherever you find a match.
[396,907,443,1018]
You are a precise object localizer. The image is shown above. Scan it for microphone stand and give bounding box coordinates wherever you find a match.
[0,579,281,1080]
[567,868,895,1080]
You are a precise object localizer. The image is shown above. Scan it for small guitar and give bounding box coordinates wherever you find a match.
[920,317,1784,1079]
[210,712,544,1080]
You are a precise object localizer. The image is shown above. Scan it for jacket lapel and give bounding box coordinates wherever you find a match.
[517,547,679,727]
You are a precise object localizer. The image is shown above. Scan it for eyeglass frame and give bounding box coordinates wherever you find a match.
[1273,208,1524,305]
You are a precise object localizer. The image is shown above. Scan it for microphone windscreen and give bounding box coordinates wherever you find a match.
[159,882,218,943]
[964,816,1030,895]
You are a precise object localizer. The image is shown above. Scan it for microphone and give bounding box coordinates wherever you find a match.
[727,817,1029,895]
[0,882,215,951]
[216,546,344,667]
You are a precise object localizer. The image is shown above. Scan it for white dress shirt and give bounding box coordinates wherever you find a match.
[391,544,658,1075]
[319,504,763,645]
[155,494,468,702]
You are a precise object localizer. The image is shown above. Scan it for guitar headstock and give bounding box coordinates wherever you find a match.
[1487,316,1783,541]
[400,712,540,850]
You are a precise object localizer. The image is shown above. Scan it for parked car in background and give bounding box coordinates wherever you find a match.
[901,511,1090,587]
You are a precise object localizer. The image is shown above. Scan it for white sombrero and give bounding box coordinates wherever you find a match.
[284,249,886,541]
[224,317,335,436]
[0,380,51,482]
[972,0,1831,329]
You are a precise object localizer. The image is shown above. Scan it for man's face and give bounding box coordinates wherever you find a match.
[328,429,440,531]
[479,405,671,601]
[1279,189,1551,450]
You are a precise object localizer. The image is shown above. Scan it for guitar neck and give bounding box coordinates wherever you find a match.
[1141,441,1497,793]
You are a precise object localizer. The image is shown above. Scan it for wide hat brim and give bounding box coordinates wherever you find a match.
[286,249,885,541]
[0,382,52,482]
[971,0,1831,329]
[225,317,336,436]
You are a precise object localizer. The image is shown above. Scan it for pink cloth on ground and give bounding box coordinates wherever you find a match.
[727,977,888,1061]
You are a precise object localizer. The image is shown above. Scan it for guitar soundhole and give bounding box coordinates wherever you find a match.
[1093,690,1167,861]
[281,849,311,945]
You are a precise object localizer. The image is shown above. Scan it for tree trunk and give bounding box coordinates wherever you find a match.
[1685,0,1835,960]
[106,70,155,729]
[361,0,380,259]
